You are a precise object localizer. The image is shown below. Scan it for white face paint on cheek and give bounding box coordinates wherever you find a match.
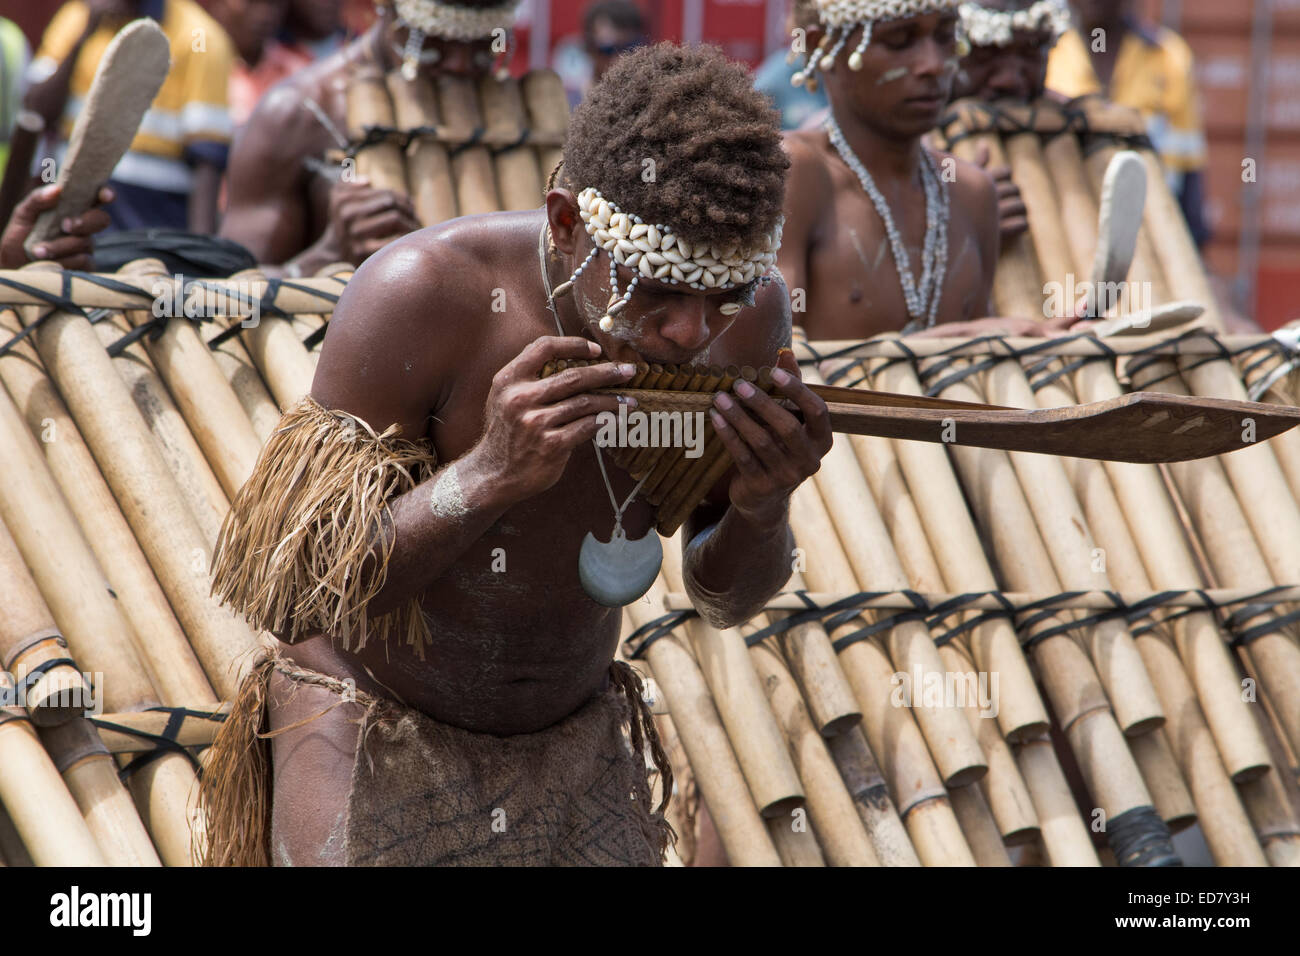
[877,66,909,85]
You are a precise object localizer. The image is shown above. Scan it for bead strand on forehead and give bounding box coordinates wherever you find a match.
[825,114,950,328]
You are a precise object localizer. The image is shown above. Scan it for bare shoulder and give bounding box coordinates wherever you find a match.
[783,129,834,200]
[932,148,997,217]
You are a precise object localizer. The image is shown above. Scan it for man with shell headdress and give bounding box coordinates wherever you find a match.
[201,44,833,867]
[777,0,1041,339]
[220,0,523,274]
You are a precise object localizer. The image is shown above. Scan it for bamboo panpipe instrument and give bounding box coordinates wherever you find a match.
[345,63,409,195]
[479,75,545,212]
[0,269,346,313]
[385,72,458,226]
[437,75,502,215]
[217,268,318,409]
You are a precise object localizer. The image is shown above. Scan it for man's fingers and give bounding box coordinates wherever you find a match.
[973,143,991,168]
[31,234,94,262]
[347,209,420,241]
[547,414,607,450]
[60,209,111,237]
[505,335,605,380]
[530,391,629,428]
[708,408,763,478]
[713,390,783,470]
[770,368,832,446]
[532,359,637,403]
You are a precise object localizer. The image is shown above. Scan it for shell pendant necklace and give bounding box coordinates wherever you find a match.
[825,115,951,332]
[537,222,662,607]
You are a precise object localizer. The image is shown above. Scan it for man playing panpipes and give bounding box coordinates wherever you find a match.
[220,0,521,274]
[202,44,833,866]
[778,0,1023,339]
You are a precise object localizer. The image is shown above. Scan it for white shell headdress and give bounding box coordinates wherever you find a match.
[793,0,964,89]
[565,187,783,330]
[958,1,1070,48]
[392,0,521,78]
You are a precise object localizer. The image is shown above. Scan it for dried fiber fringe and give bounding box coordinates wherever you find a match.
[609,660,678,861]
[210,396,438,654]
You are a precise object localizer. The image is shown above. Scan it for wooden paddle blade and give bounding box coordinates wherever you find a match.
[1092,149,1147,289]
[826,391,1300,463]
[25,19,171,255]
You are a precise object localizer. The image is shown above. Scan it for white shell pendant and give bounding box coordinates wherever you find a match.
[578,527,663,607]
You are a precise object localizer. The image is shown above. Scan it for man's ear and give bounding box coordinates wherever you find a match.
[545,187,583,255]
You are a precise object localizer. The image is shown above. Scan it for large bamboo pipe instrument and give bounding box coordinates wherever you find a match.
[15,264,262,700]
[798,361,987,786]
[437,75,502,215]
[1004,132,1075,304]
[911,357,1177,864]
[0,307,217,708]
[0,518,91,726]
[0,367,203,865]
[213,268,319,409]
[622,577,781,865]
[771,569,861,737]
[1042,131,1099,280]
[89,706,227,753]
[91,261,231,546]
[0,710,105,865]
[824,726,920,865]
[38,718,162,866]
[1134,360,1300,761]
[983,359,1164,735]
[479,75,545,212]
[1070,359,1276,781]
[385,72,458,225]
[658,545,805,818]
[942,109,1045,320]
[199,316,282,443]
[787,481,976,865]
[346,63,409,195]
[1015,736,1101,865]
[116,262,265,497]
[521,69,569,186]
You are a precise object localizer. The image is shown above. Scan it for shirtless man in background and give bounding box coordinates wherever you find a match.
[220,0,518,274]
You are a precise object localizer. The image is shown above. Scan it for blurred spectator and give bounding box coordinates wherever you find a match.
[753,0,827,130]
[281,0,347,61]
[554,0,646,106]
[210,0,310,128]
[23,0,234,234]
[1047,0,1209,245]
[0,18,31,181]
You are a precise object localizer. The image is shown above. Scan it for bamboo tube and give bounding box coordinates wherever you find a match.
[437,75,501,214]
[0,711,105,865]
[1072,359,1273,780]
[1015,736,1102,866]
[1237,692,1300,867]
[767,815,825,866]
[1004,132,1074,307]
[938,641,1040,844]
[19,279,262,700]
[1127,729,1197,833]
[90,265,231,546]
[1132,631,1267,865]
[0,380,160,710]
[479,76,544,211]
[623,578,781,865]
[1042,132,1098,279]
[117,263,265,497]
[521,69,569,186]
[345,64,408,194]
[949,782,1013,866]
[0,804,32,866]
[825,727,920,865]
[800,364,987,786]
[789,482,972,858]
[198,318,281,442]
[749,639,880,865]
[983,359,1164,735]
[775,570,862,737]
[923,361,1172,859]
[89,707,227,753]
[1135,148,1222,329]
[659,546,805,817]
[385,72,458,225]
[0,308,217,708]
[872,359,1049,741]
[222,267,318,409]
[948,132,1045,319]
[1137,362,1300,761]
[0,517,90,726]
[38,718,161,866]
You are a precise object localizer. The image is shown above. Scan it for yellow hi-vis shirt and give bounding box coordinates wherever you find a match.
[30,0,234,197]
[1046,24,1207,178]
